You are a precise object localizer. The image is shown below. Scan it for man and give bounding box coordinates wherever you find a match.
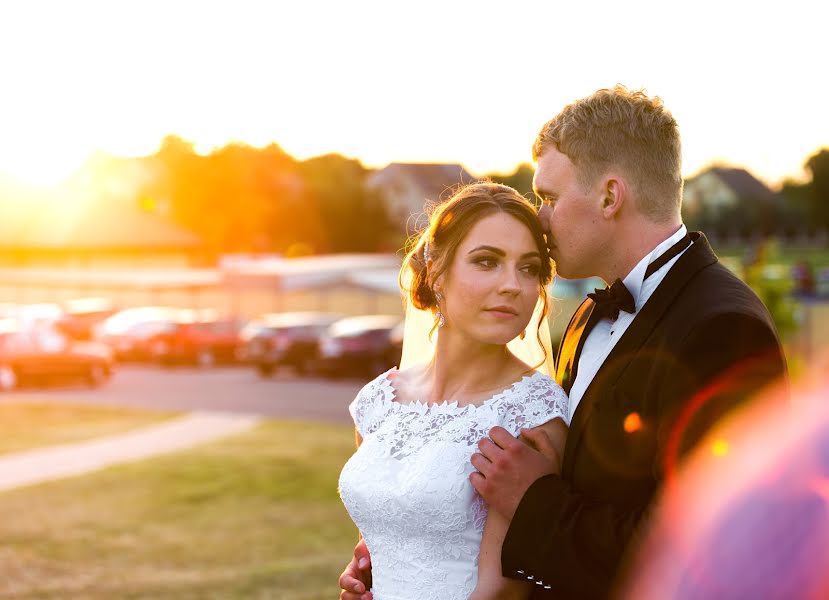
[339,86,788,599]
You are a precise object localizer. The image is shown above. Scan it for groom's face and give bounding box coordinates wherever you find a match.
[533,148,605,280]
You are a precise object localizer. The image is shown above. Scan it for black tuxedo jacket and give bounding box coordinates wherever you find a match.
[502,232,788,599]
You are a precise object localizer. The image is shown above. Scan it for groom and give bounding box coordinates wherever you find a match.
[468,86,788,598]
[339,86,788,599]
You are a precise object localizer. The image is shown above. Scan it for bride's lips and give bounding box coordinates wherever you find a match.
[485,306,518,318]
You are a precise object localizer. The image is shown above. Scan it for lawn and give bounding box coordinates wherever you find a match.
[0,419,358,599]
[0,402,177,455]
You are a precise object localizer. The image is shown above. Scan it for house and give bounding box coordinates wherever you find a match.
[682,166,784,237]
[367,162,478,232]
[683,166,775,217]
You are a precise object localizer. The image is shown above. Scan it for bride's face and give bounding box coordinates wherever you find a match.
[437,212,543,345]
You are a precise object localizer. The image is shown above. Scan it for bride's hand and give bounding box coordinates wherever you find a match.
[339,538,373,600]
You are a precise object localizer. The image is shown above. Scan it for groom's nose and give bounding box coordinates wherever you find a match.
[537,204,553,234]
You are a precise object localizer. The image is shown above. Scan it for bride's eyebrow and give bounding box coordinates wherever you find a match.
[468,245,505,256]
[467,245,541,260]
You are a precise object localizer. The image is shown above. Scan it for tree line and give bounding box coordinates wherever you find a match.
[114,137,829,258]
[135,136,396,258]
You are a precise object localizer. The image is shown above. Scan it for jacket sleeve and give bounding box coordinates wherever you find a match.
[501,312,788,598]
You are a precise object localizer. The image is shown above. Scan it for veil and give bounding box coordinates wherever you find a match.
[399,269,555,376]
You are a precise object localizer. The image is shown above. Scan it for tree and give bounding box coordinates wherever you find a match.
[806,148,829,229]
[487,163,536,201]
[299,154,393,253]
[779,179,812,234]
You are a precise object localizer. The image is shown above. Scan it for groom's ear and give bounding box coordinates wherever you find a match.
[601,176,626,219]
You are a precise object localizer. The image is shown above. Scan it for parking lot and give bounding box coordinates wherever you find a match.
[4,365,365,426]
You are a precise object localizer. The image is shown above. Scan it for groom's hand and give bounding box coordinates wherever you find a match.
[339,538,373,600]
[470,425,561,521]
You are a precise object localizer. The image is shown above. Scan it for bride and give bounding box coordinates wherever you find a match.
[338,183,569,600]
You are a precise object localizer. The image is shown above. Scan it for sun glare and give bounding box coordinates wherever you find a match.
[0,148,87,189]
[0,2,825,190]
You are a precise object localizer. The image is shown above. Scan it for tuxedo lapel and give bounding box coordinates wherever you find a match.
[562,233,718,477]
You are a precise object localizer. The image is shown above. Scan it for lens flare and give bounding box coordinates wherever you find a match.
[624,412,643,433]
[710,439,729,457]
[622,375,829,600]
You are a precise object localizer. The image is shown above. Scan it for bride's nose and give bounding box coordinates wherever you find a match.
[498,267,521,295]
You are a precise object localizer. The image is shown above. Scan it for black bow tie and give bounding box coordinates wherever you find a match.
[587,279,635,321]
[585,232,693,322]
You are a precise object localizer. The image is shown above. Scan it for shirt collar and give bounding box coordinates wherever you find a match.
[622,224,688,310]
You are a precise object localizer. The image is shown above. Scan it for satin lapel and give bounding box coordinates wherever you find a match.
[555,298,595,393]
[562,232,718,478]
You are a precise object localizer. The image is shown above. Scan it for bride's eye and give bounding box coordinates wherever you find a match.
[521,263,541,277]
[474,256,496,269]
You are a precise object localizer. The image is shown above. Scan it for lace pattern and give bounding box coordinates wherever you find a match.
[340,370,568,600]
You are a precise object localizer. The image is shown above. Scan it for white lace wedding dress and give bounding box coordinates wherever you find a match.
[339,368,568,600]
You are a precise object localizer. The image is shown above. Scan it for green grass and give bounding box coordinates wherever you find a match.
[716,243,829,271]
[0,403,177,455]
[0,419,358,599]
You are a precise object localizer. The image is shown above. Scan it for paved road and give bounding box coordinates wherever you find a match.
[3,365,365,426]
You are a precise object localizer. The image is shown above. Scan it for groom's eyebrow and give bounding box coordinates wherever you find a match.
[468,245,541,259]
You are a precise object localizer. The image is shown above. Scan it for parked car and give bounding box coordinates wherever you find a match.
[0,321,114,391]
[0,303,64,329]
[94,306,183,361]
[317,315,403,378]
[241,312,343,376]
[55,298,118,341]
[145,315,248,367]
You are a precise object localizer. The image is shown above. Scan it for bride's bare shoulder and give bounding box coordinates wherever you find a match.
[387,363,429,402]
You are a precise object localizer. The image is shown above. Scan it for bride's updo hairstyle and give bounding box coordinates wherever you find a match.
[400,182,554,342]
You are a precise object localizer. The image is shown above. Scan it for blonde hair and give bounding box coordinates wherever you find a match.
[399,182,554,367]
[533,84,683,222]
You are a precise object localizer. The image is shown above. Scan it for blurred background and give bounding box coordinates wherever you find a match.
[0,1,826,598]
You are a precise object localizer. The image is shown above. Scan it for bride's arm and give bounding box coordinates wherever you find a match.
[339,430,374,600]
[470,419,567,600]
[470,505,532,600]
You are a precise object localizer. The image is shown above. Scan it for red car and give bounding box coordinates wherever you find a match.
[145,315,248,367]
[0,322,114,391]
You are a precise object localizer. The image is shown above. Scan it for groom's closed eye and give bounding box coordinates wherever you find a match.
[535,195,557,211]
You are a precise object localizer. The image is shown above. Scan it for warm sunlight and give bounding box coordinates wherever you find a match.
[0,0,826,191]
[0,149,86,188]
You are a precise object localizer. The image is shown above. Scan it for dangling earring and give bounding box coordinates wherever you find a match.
[434,292,446,328]
[519,329,526,340]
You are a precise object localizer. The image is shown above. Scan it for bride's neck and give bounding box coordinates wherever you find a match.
[422,330,514,404]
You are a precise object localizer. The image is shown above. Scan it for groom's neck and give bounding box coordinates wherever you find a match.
[601,217,683,283]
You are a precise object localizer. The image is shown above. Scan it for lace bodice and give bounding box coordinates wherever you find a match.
[338,369,568,600]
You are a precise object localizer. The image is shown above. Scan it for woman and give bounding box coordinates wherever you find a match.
[339,183,568,599]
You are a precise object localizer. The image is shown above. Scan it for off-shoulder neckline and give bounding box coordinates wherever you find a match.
[376,367,548,412]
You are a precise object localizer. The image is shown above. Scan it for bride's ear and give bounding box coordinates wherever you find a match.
[431,271,446,297]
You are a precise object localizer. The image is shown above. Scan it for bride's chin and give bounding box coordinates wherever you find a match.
[477,328,527,346]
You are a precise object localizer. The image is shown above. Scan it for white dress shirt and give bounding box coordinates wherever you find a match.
[567,225,691,423]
